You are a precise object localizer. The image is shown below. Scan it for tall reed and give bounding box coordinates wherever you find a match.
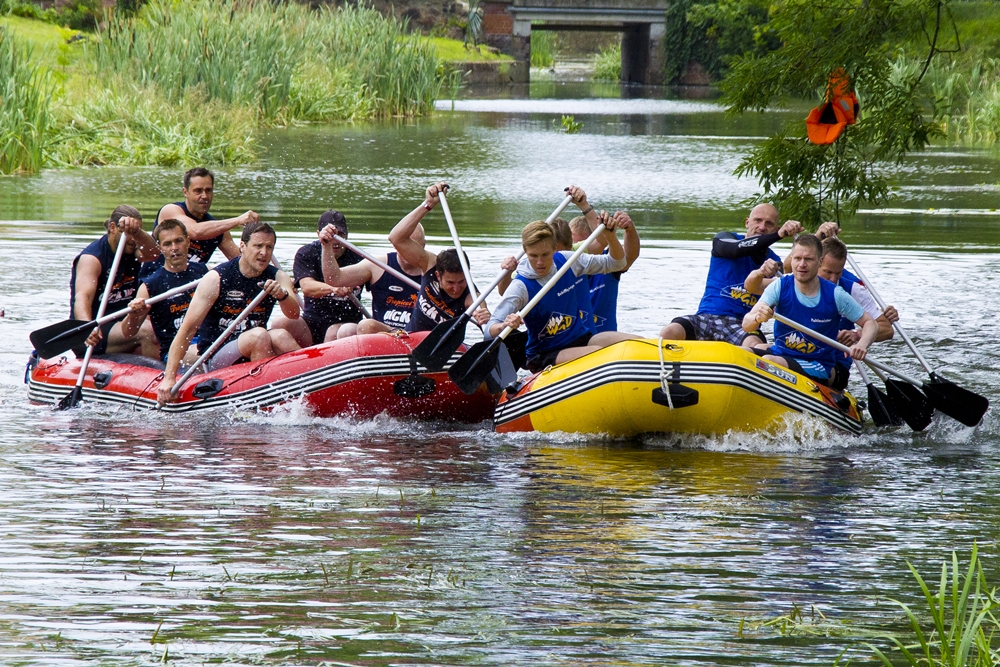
[531,31,558,68]
[593,42,621,81]
[96,0,304,121]
[0,26,52,174]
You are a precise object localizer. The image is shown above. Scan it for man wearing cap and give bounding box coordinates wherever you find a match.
[272,210,366,347]
[70,205,160,357]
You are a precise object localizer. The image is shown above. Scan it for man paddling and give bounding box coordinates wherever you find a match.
[71,205,160,357]
[119,219,209,363]
[312,226,425,338]
[272,210,365,346]
[157,222,300,404]
[486,212,640,373]
[141,167,259,278]
[660,203,802,348]
[742,234,877,386]
[326,182,489,333]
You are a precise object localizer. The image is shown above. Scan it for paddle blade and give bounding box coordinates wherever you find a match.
[885,379,934,432]
[30,319,93,359]
[484,342,518,394]
[412,314,470,371]
[866,382,902,427]
[448,338,502,395]
[57,386,84,410]
[923,373,989,427]
[504,329,528,371]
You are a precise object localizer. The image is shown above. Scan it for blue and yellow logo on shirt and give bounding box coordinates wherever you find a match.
[781,331,817,354]
[723,284,759,308]
[542,312,575,338]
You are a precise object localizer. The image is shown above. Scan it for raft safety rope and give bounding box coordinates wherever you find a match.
[658,337,674,410]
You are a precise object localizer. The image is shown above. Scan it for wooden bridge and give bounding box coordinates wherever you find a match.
[480,0,670,84]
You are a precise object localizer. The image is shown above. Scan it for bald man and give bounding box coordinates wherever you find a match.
[659,203,803,349]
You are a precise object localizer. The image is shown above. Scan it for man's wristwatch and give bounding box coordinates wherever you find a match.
[277,289,289,302]
[580,204,594,215]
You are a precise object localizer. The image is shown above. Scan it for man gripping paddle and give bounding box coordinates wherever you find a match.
[486,209,640,373]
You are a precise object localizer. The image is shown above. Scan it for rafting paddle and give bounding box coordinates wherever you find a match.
[331,234,422,291]
[771,313,940,431]
[32,279,203,359]
[168,288,270,398]
[449,220,612,395]
[845,253,988,427]
[853,360,902,427]
[413,195,575,371]
[58,231,128,410]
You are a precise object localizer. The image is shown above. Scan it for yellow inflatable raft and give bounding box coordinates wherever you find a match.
[493,339,863,436]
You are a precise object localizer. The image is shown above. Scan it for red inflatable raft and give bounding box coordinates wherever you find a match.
[26,331,496,421]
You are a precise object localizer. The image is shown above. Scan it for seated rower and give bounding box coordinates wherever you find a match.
[741,234,877,386]
[322,182,488,333]
[119,219,209,364]
[487,212,640,373]
[312,226,425,338]
[141,167,259,279]
[272,210,365,347]
[568,208,640,334]
[70,205,159,357]
[157,222,300,404]
[660,203,802,348]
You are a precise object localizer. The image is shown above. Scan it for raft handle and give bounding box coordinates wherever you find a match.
[652,385,699,409]
[193,378,224,399]
[93,370,113,390]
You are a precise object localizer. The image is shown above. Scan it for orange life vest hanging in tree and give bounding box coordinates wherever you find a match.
[806,68,860,145]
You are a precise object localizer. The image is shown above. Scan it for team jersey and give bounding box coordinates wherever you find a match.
[406,267,470,333]
[516,253,596,359]
[369,252,420,330]
[196,257,278,353]
[69,234,142,320]
[141,262,209,360]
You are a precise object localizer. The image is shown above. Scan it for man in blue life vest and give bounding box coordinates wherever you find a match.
[486,212,640,373]
[70,205,160,357]
[321,182,489,334]
[156,222,300,405]
[743,232,899,390]
[313,225,425,338]
[271,210,367,347]
[659,203,803,348]
[741,234,878,386]
[119,219,209,364]
[140,167,259,278]
[567,207,641,333]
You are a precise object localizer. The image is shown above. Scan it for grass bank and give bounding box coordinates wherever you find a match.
[0,0,451,174]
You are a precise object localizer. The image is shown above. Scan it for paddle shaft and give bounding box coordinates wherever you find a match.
[348,293,372,319]
[171,289,270,396]
[459,195,576,318]
[268,255,306,310]
[845,252,934,374]
[332,234,421,291]
[71,232,128,391]
[87,279,202,329]
[438,190,478,300]
[496,222,610,341]
[852,358,874,385]
[771,313,925,387]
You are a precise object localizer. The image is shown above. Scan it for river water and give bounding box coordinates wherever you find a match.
[1,82,1000,665]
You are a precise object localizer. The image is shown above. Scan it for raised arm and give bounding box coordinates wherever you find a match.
[158,202,259,242]
[120,216,159,263]
[387,183,444,273]
[744,258,781,295]
[318,228,378,288]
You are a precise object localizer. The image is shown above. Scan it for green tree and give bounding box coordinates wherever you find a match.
[721,0,958,226]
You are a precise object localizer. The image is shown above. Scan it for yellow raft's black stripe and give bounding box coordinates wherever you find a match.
[494,360,863,434]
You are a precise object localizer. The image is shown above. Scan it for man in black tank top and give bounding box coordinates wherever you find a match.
[120,219,209,363]
[313,225,426,339]
[157,222,301,405]
[272,210,366,347]
[150,167,259,270]
[70,205,160,357]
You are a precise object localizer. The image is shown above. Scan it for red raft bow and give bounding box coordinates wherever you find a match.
[806,68,859,145]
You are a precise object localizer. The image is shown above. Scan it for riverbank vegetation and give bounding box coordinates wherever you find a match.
[0,0,449,174]
[744,547,1000,665]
